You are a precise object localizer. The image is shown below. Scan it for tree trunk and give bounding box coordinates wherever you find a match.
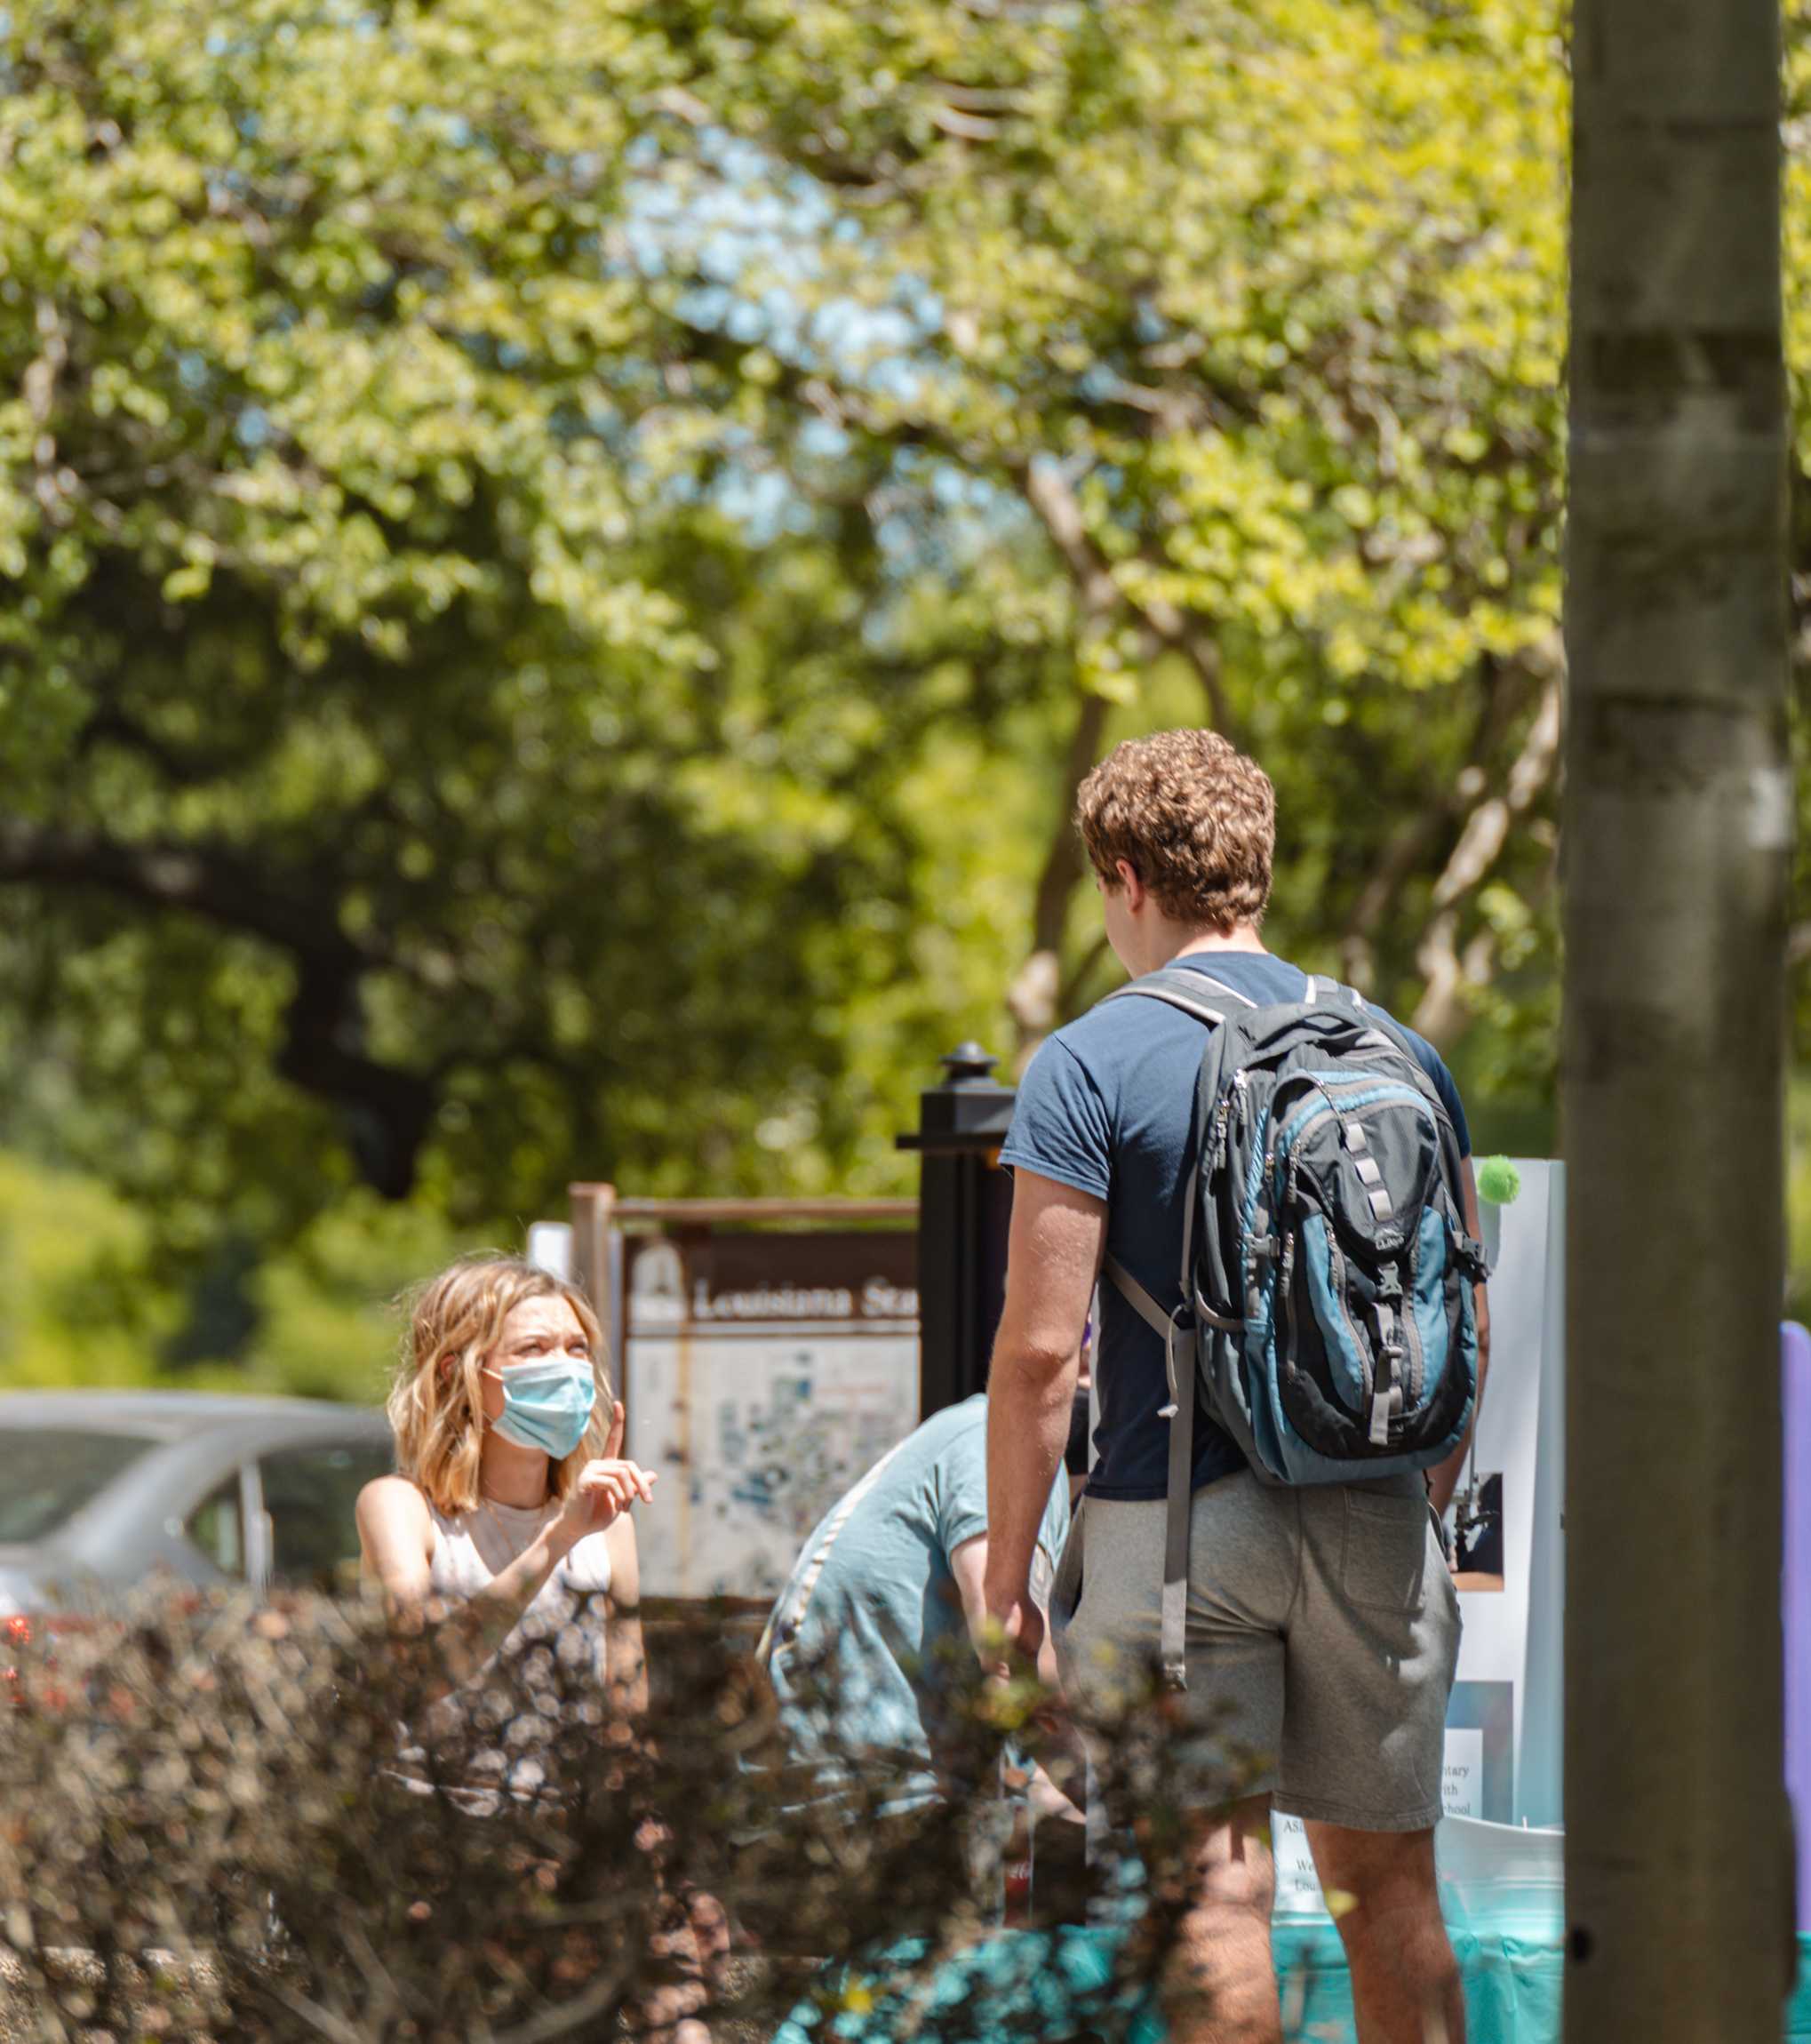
[1564,1,1791,2036]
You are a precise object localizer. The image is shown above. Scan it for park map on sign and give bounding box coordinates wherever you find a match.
[621,1232,921,1599]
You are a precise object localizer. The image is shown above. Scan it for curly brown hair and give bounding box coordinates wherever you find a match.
[1075,729,1275,931]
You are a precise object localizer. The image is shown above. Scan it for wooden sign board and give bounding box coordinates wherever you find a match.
[568,1194,920,1601]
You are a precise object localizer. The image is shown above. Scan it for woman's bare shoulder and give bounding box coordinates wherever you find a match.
[356,1473,433,1536]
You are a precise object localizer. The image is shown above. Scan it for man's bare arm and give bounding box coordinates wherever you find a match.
[951,1533,1085,1821]
[981,1170,1105,1664]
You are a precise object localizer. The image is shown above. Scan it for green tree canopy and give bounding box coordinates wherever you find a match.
[0,0,1795,1287]
[0,0,1066,1261]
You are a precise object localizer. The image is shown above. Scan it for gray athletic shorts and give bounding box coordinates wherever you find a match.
[1052,1470,1461,1832]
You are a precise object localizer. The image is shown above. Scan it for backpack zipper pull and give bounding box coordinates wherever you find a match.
[1213,1071,1249,1169]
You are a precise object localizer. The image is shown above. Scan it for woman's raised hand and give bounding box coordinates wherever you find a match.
[554,1401,657,1544]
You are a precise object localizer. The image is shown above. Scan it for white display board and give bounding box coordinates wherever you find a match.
[620,1232,920,1599]
[525,1221,572,1281]
[1274,1161,1566,1915]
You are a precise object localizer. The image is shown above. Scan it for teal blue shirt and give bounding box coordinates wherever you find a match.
[762,1394,1072,1816]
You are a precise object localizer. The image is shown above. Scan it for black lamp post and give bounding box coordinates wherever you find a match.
[898,1042,1017,1417]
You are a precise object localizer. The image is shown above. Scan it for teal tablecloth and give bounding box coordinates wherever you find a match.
[776,1924,1811,2042]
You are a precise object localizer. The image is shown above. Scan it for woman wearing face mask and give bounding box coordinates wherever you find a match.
[358,1258,721,2040]
[356,1253,658,1785]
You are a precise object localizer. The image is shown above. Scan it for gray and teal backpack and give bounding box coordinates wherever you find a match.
[1099,968,1487,1689]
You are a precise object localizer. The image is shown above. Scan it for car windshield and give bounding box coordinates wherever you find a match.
[0,1428,157,1542]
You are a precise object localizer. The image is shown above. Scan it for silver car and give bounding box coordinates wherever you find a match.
[0,1390,395,1617]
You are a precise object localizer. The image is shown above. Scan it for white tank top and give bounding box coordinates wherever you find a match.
[397,1494,613,1810]
[426,1495,613,1645]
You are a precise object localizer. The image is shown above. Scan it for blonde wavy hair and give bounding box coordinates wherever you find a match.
[387,1254,611,1517]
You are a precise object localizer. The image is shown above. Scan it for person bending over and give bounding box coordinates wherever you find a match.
[749,1390,1089,1940]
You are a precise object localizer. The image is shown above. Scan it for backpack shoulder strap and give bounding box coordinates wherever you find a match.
[1102,1250,1198,1693]
[1179,969,1259,1008]
[1098,967,1255,1028]
[1103,1253,1175,1338]
[1097,963,1259,1694]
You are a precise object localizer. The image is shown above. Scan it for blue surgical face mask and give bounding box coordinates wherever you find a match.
[483,1356,596,1461]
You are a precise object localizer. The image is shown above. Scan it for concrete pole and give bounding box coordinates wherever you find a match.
[1564,0,1792,2033]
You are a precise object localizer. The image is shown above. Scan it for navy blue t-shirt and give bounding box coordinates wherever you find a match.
[999,951,1472,1501]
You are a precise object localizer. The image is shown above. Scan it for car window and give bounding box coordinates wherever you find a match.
[185,1476,245,1579]
[0,1429,157,1542]
[259,1442,392,1593]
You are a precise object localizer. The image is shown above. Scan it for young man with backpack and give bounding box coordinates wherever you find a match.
[981,729,1488,2044]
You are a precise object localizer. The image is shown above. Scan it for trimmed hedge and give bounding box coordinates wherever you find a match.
[0,1591,1232,2043]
